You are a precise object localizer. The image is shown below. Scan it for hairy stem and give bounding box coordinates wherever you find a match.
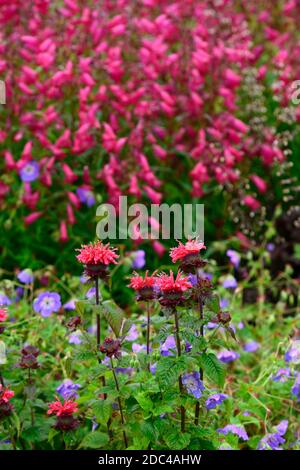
[173,308,186,433]
[146,301,151,369]
[95,276,113,440]
[195,270,204,425]
[110,358,128,448]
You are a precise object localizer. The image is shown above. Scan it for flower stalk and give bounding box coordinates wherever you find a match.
[195,269,204,425]
[173,307,186,433]
[110,357,128,448]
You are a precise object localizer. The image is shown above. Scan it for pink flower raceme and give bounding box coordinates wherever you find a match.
[76,240,119,278]
[129,271,157,301]
[156,271,192,307]
[170,239,206,272]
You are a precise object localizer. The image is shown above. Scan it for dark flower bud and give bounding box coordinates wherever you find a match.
[19,353,39,369]
[21,345,39,357]
[54,415,79,432]
[179,253,207,273]
[66,315,82,330]
[99,337,122,358]
[0,401,13,420]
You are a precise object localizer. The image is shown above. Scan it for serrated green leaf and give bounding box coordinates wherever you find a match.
[199,352,225,388]
[164,431,191,450]
[79,431,109,449]
[97,300,131,338]
[135,392,153,412]
[92,400,112,424]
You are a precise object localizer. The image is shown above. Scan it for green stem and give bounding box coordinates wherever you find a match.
[195,270,204,425]
[110,358,128,448]
[173,308,186,433]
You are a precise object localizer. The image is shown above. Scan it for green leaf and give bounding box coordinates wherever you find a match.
[135,392,153,412]
[98,300,131,337]
[79,431,109,449]
[140,421,159,443]
[199,353,225,388]
[92,400,112,424]
[156,357,178,388]
[205,294,220,314]
[164,431,191,450]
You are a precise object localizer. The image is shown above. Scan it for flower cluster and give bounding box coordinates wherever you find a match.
[99,337,122,359]
[129,271,157,301]
[0,385,14,420]
[33,292,61,317]
[0,0,295,247]
[76,240,119,278]
[18,345,40,370]
[170,239,206,272]
[47,397,79,431]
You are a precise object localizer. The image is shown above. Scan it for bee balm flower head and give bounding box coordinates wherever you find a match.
[0,307,8,322]
[129,271,157,301]
[0,385,14,420]
[76,240,119,279]
[47,397,79,431]
[156,271,192,307]
[170,239,206,272]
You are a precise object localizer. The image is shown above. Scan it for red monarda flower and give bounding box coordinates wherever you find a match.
[0,307,8,322]
[0,385,14,419]
[76,240,119,278]
[129,271,156,290]
[156,271,192,293]
[0,385,14,404]
[47,397,78,417]
[76,240,119,266]
[170,239,206,273]
[129,271,157,301]
[156,271,192,307]
[170,239,206,263]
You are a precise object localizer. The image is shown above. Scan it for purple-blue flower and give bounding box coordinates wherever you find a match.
[222,276,238,289]
[17,269,34,284]
[272,368,291,383]
[131,250,146,269]
[19,161,39,182]
[0,293,11,306]
[68,330,83,345]
[132,343,146,353]
[285,342,300,364]
[33,291,61,317]
[226,249,240,268]
[291,373,300,402]
[63,299,76,310]
[220,298,229,309]
[218,424,249,441]
[206,393,228,410]
[243,341,260,353]
[217,350,240,363]
[86,287,96,299]
[160,336,176,356]
[125,324,139,342]
[258,420,288,450]
[76,187,95,207]
[182,372,204,399]
[56,379,81,399]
